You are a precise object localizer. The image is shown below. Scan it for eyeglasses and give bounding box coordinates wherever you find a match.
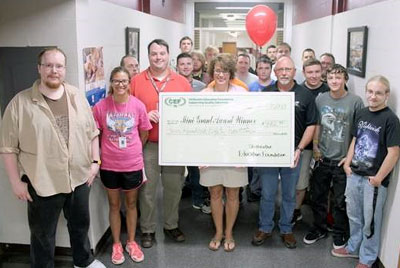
[366,90,387,97]
[275,67,293,73]
[214,69,229,75]
[40,63,65,71]
[111,79,130,85]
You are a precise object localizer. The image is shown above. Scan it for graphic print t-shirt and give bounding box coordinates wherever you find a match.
[264,82,318,148]
[316,92,364,160]
[350,107,400,187]
[93,95,152,172]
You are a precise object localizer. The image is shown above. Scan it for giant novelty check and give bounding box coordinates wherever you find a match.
[159,92,295,167]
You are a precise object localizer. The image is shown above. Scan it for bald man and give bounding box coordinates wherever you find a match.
[252,56,317,249]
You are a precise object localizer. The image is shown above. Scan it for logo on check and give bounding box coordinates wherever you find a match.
[165,97,186,107]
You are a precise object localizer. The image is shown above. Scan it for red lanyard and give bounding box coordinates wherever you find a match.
[148,71,170,95]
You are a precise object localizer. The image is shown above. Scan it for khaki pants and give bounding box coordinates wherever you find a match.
[139,142,185,233]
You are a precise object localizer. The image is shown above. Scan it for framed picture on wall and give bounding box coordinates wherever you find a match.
[125,27,140,61]
[346,26,368,77]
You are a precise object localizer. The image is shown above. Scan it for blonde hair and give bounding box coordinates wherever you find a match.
[366,75,390,93]
[204,45,219,55]
[191,50,206,67]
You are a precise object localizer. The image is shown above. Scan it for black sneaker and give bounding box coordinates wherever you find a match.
[141,232,155,248]
[333,237,346,249]
[164,228,185,242]
[291,209,303,226]
[303,230,327,245]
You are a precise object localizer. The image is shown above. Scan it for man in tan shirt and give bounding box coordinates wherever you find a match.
[0,48,105,268]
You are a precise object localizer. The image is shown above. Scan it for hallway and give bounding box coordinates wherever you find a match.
[1,189,358,268]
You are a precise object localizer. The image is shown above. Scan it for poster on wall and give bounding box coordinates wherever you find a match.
[346,26,368,78]
[83,47,106,106]
[125,27,140,61]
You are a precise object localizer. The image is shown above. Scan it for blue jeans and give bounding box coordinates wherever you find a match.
[256,161,302,234]
[345,173,388,267]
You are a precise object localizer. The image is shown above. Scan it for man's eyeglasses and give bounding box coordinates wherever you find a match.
[275,67,293,73]
[111,79,130,85]
[40,63,65,71]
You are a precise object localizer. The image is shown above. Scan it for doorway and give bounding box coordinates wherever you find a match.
[0,47,48,115]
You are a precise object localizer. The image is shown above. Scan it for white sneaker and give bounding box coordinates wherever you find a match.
[74,259,106,268]
[192,204,211,214]
[200,204,211,214]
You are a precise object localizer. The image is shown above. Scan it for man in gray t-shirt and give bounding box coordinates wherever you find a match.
[303,64,364,249]
[316,92,364,160]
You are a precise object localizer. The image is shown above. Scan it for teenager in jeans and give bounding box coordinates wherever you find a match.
[303,64,364,248]
[93,67,152,265]
[332,75,400,268]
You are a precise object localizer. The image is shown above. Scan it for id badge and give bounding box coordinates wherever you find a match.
[119,136,127,148]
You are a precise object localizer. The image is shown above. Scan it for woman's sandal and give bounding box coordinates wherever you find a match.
[208,237,223,251]
[223,239,235,252]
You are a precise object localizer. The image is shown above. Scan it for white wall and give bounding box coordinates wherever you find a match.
[0,0,80,85]
[292,1,400,267]
[75,0,187,92]
[291,15,334,68]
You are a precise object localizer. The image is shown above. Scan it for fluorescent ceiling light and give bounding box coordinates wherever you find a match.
[215,7,252,10]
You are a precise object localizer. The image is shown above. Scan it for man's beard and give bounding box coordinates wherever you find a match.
[278,78,291,85]
[45,79,62,89]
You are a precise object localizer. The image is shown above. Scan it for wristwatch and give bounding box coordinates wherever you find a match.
[296,146,304,152]
[92,159,102,165]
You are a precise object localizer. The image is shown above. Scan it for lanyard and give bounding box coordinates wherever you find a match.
[148,70,170,95]
[111,95,130,137]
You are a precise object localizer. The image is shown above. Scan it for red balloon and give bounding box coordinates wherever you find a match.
[246,5,277,46]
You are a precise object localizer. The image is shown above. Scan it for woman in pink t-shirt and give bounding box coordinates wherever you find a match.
[93,67,152,265]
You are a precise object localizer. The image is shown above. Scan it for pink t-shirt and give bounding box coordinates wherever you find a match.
[93,95,152,172]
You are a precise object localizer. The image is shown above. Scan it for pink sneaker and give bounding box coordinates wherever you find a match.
[331,247,358,258]
[111,242,125,265]
[126,241,144,262]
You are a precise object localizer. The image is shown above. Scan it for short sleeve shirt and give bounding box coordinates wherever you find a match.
[301,82,330,97]
[264,82,318,147]
[249,80,275,92]
[130,68,192,142]
[350,107,400,186]
[93,95,152,172]
[315,92,364,159]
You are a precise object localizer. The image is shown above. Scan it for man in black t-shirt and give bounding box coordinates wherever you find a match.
[291,59,331,225]
[302,59,329,97]
[251,56,317,249]
[332,75,400,268]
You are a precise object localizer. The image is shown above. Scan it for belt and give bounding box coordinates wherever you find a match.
[367,186,379,239]
[320,157,341,166]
